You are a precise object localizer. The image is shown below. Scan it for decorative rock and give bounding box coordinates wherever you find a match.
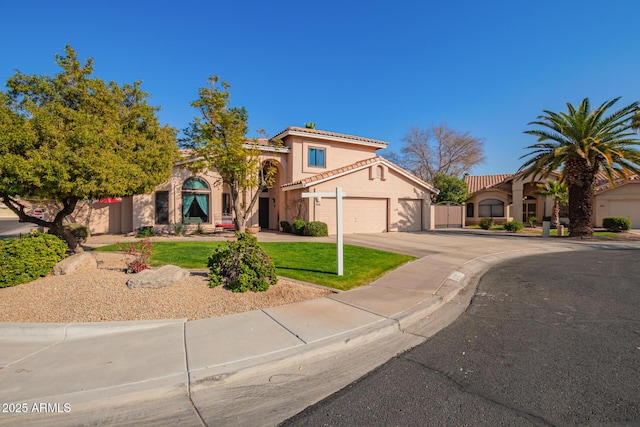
[53,252,98,275]
[126,265,190,289]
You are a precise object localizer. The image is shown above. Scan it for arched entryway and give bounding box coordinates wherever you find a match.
[258,160,283,230]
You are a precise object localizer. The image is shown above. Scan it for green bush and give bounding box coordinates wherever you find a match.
[503,220,524,232]
[171,222,185,236]
[602,217,631,232]
[135,226,155,238]
[479,218,493,230]
[208,232,277,292]
[48,223,90,244]
[65,223,90,243]
[280,220,292,233]
[304,221,329,237]
[292,219,306,236]
[0,232,68,287]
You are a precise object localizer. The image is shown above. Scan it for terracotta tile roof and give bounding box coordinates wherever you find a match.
[594,171,640,193]
[272,126,389,148]
[281,156,437,193]
[464,174,513,194]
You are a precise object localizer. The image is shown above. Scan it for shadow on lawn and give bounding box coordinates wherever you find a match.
[276,266,337,275]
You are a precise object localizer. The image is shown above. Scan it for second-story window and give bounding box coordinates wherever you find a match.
[308,147,325,167]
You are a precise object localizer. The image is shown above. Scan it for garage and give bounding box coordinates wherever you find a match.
[607,200,640,228]
[314,197,388,234]
[397,199,422,231]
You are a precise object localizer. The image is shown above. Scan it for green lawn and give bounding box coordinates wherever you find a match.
[95,241,415,291]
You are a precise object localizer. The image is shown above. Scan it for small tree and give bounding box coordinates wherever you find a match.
[0,46,178,252]
[534,181,568,228]
[432,174,470,204]
[183,76,276,232]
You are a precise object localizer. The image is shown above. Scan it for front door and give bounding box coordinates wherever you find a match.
[523,200,537,222]
[259,197,270,229]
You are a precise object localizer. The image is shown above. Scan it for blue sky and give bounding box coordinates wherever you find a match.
[1,1,638,176]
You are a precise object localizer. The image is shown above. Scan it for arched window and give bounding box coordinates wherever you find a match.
[478,199,504,217]
[182,178,210,223]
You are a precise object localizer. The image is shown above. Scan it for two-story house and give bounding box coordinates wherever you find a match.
[73,126,439,235]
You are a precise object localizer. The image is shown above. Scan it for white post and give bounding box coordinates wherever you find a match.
[300,187,345,276]
[336,187,344,276]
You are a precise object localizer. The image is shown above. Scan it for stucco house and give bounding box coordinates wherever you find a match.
[72,127,439,235]
[464,171,640,228]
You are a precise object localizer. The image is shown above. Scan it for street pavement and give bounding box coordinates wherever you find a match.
[282,248,640,426]
[1,230,639,426]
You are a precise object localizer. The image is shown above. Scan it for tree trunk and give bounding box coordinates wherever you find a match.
[565,158,596,237]
[552,200,560,228]
[0,195,82,252]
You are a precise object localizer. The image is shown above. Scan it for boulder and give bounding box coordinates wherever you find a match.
[126,265,190,289]
[53,252,98,275]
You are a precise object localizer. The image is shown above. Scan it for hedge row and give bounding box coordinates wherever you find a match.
[280,220,329,237]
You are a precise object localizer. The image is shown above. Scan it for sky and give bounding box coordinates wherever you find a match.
[1,0,638,176]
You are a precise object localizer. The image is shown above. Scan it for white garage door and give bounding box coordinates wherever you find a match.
[315,197,387,234]
[397,199,422,231]
[608,200,640,228]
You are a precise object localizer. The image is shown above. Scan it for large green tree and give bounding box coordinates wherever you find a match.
[183,76,276,232]
[519,97,640,237]
[0,46,178,252]
[432,173,470,204]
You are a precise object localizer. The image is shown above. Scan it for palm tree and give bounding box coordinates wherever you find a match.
[519,97,640,237]
[534,181,568,229]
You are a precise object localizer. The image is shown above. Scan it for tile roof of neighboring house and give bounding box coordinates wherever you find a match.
[272,126,389,149]
[594,171,640,193]
[281,156,438,193]
[464,174,513,194]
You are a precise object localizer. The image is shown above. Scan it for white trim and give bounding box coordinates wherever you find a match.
[242,143,291,153]
[273,128,388,149]
[282,159,438,194]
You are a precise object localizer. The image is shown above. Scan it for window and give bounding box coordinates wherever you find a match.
[478,199,504,217]
[308,147,325,167]
[182,178,210,223]
[155,191,169,224]
[466,202,474,218]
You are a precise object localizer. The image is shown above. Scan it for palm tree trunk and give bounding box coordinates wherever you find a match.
[566,159,595,237]
[552,200,560,228]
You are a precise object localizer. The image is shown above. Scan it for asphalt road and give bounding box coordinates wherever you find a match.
[281,248,640,426]
[0,218,36,239]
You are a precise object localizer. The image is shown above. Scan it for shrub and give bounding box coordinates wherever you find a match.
[602,217,631,232]
[479,218,493,230]
[526,216,537,227]
[118,239,153,273]
[304,221,329,237]
[0,232,68,287]
[280,220,292,233]
[292,219,306,236]
[171,222,185,236]
[208,232,276,292]
[135,226,155,238]
[65,223,90,244]
[503,220,524,232]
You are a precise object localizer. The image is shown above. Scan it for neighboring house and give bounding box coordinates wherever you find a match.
[464,171,640,228]
[71,127,439,235]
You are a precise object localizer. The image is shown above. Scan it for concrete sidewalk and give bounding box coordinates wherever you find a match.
[1,231,639,426]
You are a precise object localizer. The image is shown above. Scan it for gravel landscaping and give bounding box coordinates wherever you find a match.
[0,252,333,323]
